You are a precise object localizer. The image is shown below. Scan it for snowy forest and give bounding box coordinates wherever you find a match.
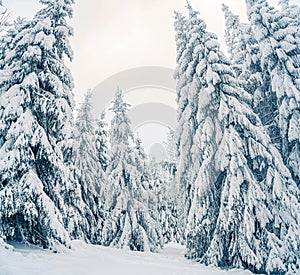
[0,0,300,274]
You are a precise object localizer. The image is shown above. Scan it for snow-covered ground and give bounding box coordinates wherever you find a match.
[0,240,252,275]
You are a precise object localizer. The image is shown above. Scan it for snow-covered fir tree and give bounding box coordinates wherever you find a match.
[173,10,191,222]
[163,127,178,175]
[94,110,110,208]
[175,5,300,274]
[132,136,159,227]
[0,0,96,248]
[101,88,163,252]
[152,127,183,244]
[151,160,184,244]
[179,6,227,265]
[73,90,105,243]
[173,4,208,235]
[133,136,151,184]
[95,111,110,173]
[246,0,300,188]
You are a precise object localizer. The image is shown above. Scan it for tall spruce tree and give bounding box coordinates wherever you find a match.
[101,88,163,252]
[0,0,96,248]
[173,12,192,222]
[174,4,208,235]
[175,5,300,274]
[246,0,300,188]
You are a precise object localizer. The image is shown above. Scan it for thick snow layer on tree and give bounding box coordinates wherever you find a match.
[0,240,252,275]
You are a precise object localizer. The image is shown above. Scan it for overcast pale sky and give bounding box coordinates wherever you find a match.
[72,0,249,102]
[2,0,300,153]
[4,0,299,103]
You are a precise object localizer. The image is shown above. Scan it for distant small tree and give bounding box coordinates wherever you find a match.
[151,161,184,244]
[101,88,163,252]
[95,111,110,173]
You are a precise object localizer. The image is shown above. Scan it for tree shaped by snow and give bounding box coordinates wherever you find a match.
[73,90,105,243]
[0,0,94,248]
[95,111,110,173]
[182,6,227,264]
[174,4,208,234]
[94,110,110,210]
[246,0,300,188]
[156,127,183,244]
[133,136,151,184]
[175,6,300,274]
[151,160,184,245]
[101,88,163,252]
[163,127,178,174]
[173,11,191,203]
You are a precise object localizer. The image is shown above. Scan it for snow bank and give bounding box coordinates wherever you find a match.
[0,241,252,275]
